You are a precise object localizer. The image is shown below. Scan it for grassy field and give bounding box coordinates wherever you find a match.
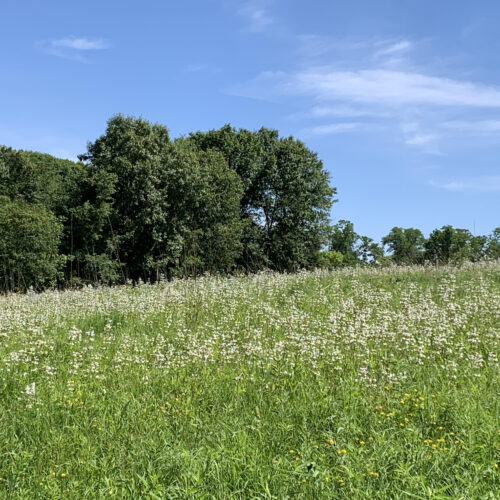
[0,263,499,499]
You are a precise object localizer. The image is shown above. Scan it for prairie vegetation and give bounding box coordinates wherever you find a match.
[0,262,498,498]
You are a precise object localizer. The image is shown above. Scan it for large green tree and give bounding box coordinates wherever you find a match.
[189,125,335,271]
[81,116,243,280]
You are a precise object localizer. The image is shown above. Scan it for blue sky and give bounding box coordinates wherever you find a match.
[1,0,499,241]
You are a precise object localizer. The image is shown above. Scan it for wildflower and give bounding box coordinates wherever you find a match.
[24,382,36,396]
[326,439,334,445]
[337,449,347,455]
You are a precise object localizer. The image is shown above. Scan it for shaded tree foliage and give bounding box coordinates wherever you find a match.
[0,197,63,291]
[486,228,500,259]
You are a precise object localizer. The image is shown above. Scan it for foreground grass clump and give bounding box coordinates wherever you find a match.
[0,263,499,498]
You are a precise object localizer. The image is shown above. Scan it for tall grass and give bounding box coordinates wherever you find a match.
[0,263,499,498]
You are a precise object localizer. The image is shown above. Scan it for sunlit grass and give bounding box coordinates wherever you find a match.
[0,263,499,498]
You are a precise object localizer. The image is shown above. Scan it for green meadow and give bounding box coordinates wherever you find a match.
[0,263,499,498]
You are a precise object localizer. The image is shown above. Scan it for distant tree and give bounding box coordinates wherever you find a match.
[329,220,359,264]
[357,236,384,264]
[468,234,488,262]
[485,228,500,259]
[0,197,63,291]
[382,227,425,264]
[424,226,487,264]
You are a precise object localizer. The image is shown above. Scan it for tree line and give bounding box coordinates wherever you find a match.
[325,220,500,268]
[0,114,498,292]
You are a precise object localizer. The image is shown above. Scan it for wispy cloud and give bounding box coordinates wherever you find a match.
[238,1,273,33]
[36,36,110,61]
[301,122,360,136]
[405,134,439,146]
[52,37,109,50]
[444,120,500,133]
[296,35,368,61]
[229,33,500,160]
[289,69,500,107]
[373,39,414,59]
[231,68,500,108]
[309,105,390,118]
[430,176,500,193]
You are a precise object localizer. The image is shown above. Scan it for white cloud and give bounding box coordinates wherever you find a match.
[310,105,389,118]
[51,37,109,50]
[430,176,500,193]
[301,122,360,136]
[290,69,500,107]
[229,34,500,158]
[405,134,439,146]
[232,68,500,109]
[36,36,110,61]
